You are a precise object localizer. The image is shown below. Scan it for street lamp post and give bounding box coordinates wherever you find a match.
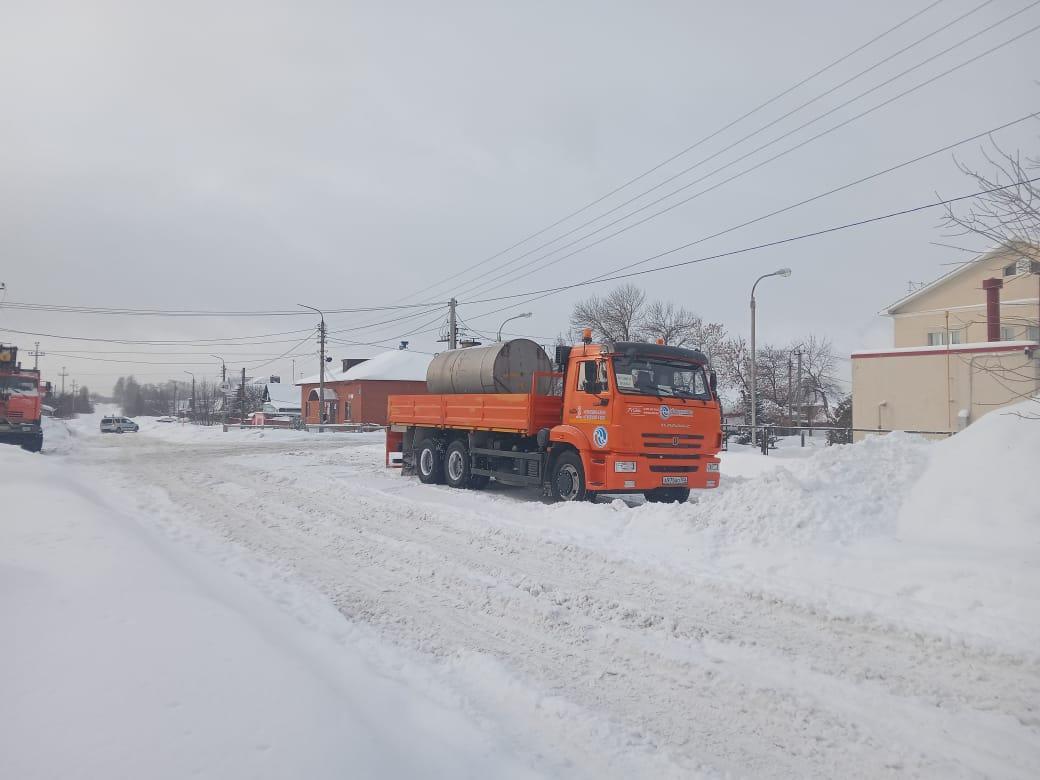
[750,268,792,447]
[497,312,533,341]
[298,304,327,432]
[184,371,196,422]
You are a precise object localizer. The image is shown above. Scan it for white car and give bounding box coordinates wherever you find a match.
[156,416,177,423]
[100,416,139,433]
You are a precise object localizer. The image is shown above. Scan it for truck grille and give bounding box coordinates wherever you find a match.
[638,433,703,472]
[6,411,23,419]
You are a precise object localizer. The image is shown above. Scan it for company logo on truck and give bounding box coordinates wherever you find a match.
[659,405,671,419]
[593,426,608,448]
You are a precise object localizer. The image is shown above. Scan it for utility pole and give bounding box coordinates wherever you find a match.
[298,304,328,432]
[59,367,69,418]
[184,371,196,423]
[70,380,78,415]
[795,349,804,428]
[787,357,793,428]
[448,297,458,350]
[29,341,45,370]
[239,367,247,428]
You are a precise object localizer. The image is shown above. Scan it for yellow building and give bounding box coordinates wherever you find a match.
[852,244,1039,437]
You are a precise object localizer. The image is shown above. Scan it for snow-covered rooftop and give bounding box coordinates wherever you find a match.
[264,382,301,410]
[296,350,432,385]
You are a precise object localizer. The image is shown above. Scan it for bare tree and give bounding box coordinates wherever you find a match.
[941,137,1040,260]
[640,301,700,346]
[714,336,751,402]
[941,136,1040,419]
[570,284,646,341]
[799,335,842,420]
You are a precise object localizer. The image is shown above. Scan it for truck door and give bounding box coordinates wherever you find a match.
[566,358,611,447]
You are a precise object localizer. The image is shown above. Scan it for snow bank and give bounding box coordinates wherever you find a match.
[0,444,539,779]
[899,402,1040,551]
[691,433,930,546]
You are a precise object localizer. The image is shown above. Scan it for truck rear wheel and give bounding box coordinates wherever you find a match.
[550,451,588,502]
[416,438,444,484]
[445,440,489,489]
[644,487,690,504]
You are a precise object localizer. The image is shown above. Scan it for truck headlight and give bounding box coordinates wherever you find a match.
[706,462,720,473]
[614,461,636,473]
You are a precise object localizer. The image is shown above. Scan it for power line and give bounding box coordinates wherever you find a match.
[456,177,1040,320]
[390,0,952,305]
[0,300,448,317]
[0,326,318,346]
[451,0,1002,301]
[453,7,1040,301]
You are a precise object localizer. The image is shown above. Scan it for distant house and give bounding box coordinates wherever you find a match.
[261,382,301,417]
[852,244,1039,438]
[296,349,432,425]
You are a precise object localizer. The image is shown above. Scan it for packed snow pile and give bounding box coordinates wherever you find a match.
[899,403,1040,551]
[684,432,932,546]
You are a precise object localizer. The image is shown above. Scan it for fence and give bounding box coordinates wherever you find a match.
[721,423,954,454]
[222,422,383,433]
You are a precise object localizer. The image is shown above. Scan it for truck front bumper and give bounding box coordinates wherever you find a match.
[588,452,721,492]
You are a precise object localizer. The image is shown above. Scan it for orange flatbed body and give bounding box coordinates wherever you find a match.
[388,390,563,436]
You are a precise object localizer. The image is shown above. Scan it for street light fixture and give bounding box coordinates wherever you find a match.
[497,312,533,341]
[750,268,792,447]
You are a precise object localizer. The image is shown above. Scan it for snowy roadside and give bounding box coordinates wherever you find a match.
[0,432,547,780]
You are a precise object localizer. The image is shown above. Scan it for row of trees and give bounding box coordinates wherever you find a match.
[112,375,266,422]
[49,386,94,418]
[569,283,846,427]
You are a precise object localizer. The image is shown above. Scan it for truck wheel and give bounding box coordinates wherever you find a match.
[416,438,444,484]
[644,487,690,504]
[550,451,587,502]
[444,440,472,489]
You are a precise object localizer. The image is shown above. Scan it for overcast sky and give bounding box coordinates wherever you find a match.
[1,0,1036,393]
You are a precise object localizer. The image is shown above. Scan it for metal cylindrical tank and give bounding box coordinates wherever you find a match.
[427,339,552,394]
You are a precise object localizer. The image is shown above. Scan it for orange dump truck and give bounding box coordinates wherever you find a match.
[0,344,47,452]
[386,335,722,503]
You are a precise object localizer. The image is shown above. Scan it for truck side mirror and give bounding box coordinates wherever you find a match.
[709,370,718,394]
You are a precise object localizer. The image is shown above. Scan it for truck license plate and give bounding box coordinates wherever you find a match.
[662,476,688,485]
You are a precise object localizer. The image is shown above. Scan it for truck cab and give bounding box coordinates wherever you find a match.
[0,345,45,453]
[548,339,721,502]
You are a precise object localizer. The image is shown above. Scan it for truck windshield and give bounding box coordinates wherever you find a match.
[612,356,711,399]
[0,376,38,395]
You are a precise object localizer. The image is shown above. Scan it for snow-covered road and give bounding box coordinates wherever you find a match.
[16,412,1035,778]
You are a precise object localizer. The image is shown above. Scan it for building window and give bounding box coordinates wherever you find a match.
[1002,261,1018,277]
[344,400,352,421]
[1000,325,1040,342]
[949,330,962,345]
[927,331,946,346]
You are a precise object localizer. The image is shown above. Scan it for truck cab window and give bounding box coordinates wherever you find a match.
[576,360,607,393]
[613,356,711,399]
